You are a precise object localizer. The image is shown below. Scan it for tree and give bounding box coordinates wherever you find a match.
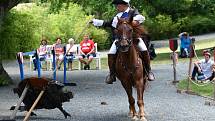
[0,0,23,84]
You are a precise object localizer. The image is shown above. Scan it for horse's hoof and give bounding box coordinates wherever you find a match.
[131,115,138,121]
[140,116,147,121]
[128,112,133,117]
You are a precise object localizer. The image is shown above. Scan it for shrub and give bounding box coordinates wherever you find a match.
[145,14,180,40]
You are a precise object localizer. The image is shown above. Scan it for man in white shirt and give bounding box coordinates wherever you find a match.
[191,50,214,81]
[92,0,155,84]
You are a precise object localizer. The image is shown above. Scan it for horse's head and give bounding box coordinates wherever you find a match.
[115,18,133,52]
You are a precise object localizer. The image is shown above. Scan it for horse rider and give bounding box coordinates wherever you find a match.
[91,0,155,84]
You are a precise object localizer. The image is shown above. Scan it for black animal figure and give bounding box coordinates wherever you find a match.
[12,77,73,119]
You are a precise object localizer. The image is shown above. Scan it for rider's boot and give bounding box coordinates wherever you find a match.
[140,51,155,81]
[104,54,117,84]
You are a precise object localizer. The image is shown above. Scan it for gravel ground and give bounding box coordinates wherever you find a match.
[1,59,215,121]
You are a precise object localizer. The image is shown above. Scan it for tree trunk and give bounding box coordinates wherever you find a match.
[0,0,22,83]
[0,61,13,82]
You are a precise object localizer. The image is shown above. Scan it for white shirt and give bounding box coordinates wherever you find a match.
[92,7,145,28]
[66,44,77,53]
[199,59,214,78]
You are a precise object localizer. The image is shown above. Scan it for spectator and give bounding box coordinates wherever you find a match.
[149,44,157,60]
[53,37,64,70]
[191,50,214,82]
[91,0,154,84]
[79,34,95,70]
[33,38,48,70]
[66,38,77,71]
[178,32,191,58]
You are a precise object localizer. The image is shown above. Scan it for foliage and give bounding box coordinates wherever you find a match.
[150,0,192,19]
[184,15,215,35]
[0,9,38,59]
[190,0,215,15]
[0,3,109,59]
[145,14,180,40]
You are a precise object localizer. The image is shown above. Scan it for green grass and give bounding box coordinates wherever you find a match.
[177,79,214,97]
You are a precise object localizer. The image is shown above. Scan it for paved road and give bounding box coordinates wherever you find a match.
[1,61,215,121]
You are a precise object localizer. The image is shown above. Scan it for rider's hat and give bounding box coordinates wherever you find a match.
[112,0,130,5]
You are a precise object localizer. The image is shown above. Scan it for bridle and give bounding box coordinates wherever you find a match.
[116,20,133,52]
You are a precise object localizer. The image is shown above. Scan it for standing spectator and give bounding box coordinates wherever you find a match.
[33,39,48,70]
[79,34,95,70]
[191,50,214,82]
[53,37,64,70]
[179,32,191,58]
[66,38,77,71]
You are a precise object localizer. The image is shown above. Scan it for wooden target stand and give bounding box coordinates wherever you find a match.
[205,47,215,106]
[169,38,179,84]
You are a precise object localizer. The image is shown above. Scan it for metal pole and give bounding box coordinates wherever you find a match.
[17,52,24,80]
[213,47,215,100]
[35,50,41,78]
[52,49,56,80]
[63,46,67,84]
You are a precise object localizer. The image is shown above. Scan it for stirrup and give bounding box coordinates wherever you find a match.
[104,74,116,84]
[148,72,155,81]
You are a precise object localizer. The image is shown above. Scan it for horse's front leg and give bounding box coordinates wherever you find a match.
[136,79,147,121]
[120,81,137,119]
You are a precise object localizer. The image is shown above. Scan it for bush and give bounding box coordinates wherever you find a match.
[145,14,180,40]
[185,15,215,35]
[0,10,38,59]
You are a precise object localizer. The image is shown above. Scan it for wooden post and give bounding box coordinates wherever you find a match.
[23,90,45,121]
[10,85,29,120]
[187,56,192,92]
[169,38,178,84]
[172,51,178,83]
[186,38,195,94]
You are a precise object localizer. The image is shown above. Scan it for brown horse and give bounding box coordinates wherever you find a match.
[115,18,147,121]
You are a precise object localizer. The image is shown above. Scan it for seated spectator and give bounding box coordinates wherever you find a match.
[149,44,156,60]
[53,37,64,69]
[191,50,214,82]
[66,38,77,71]
[79,34,95,70]
[33,38,48,70]
[178,32,191,58]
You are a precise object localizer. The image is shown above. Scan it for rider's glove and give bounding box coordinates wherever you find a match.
[91,19,104,27]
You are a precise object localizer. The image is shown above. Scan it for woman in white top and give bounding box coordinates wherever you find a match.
[66,38,77,70]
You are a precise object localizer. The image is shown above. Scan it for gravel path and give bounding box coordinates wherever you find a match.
[1,60,215,121]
